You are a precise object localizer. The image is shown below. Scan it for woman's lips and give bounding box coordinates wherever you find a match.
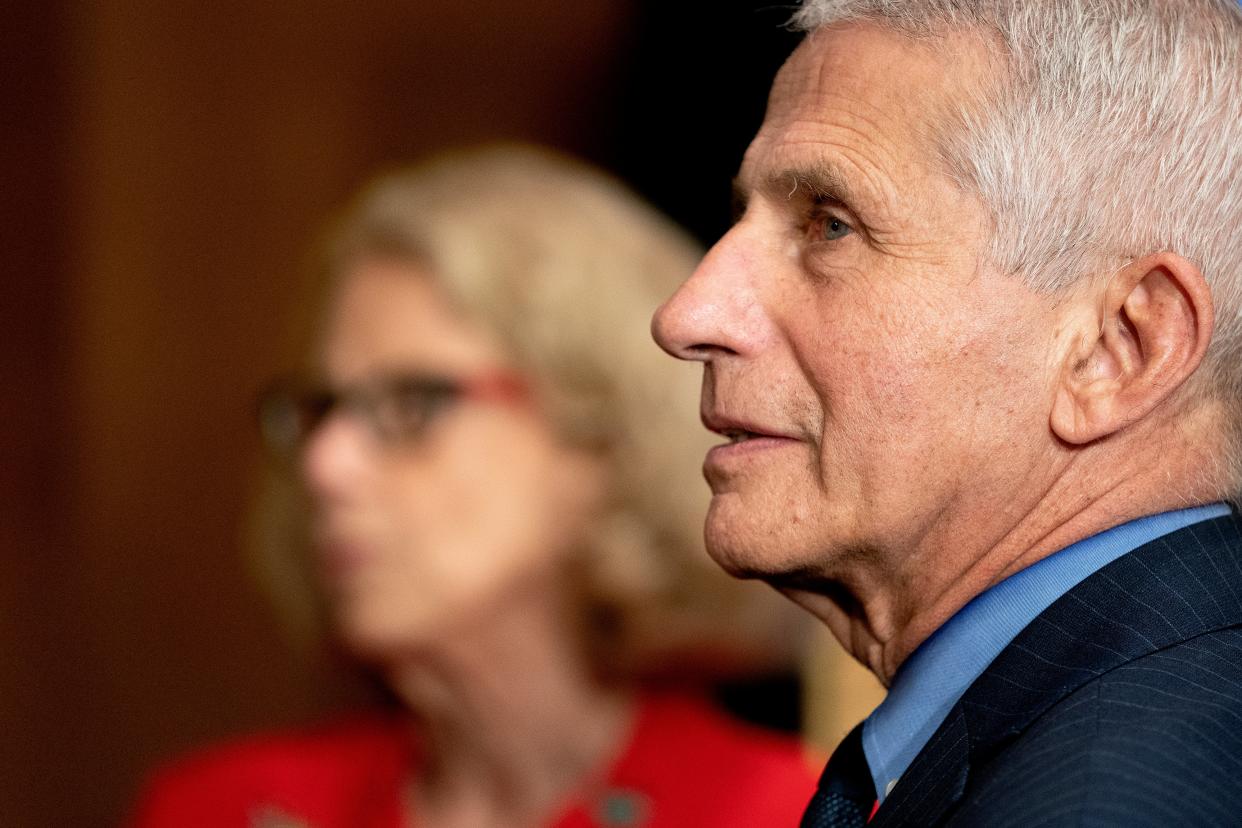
[316,539,373,583]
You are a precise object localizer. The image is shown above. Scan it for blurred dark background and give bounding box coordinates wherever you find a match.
[1,2,804,825]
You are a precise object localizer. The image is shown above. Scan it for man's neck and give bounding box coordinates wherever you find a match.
[860,501,1233,803]
[785,423,1223,685]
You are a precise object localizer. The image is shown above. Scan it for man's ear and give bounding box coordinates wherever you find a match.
[1050,252,1214,445]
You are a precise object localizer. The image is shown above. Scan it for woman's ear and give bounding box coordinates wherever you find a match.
[1050,252,1214,445]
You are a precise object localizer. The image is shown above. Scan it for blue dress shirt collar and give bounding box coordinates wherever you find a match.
[861,503,1233,802]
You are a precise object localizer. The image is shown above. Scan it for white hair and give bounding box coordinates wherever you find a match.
[794,0,1242,485]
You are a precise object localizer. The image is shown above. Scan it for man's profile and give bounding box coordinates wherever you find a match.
[653,1,1242,825]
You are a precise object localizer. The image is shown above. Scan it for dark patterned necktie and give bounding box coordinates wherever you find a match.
[800,723,877,828]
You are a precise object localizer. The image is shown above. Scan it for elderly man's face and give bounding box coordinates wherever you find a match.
[653,25,1062,591]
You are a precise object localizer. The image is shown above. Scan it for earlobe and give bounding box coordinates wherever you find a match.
[1049,253,1214,446]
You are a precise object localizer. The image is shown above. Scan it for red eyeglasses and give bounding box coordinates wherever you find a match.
[258,371,528,460]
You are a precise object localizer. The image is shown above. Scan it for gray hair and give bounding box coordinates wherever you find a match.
[794,0,1242,483]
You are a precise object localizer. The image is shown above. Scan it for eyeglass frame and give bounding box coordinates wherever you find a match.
[257,370,529,462]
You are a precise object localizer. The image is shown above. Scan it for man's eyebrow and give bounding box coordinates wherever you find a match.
[769,163,860,204]
[734,162,863,214]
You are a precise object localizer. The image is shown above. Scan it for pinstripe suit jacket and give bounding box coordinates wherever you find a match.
[871,511,1242,827]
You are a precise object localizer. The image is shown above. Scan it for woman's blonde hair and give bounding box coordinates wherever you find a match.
[252,144,805,678]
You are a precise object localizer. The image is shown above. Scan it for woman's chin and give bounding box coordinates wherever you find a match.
[330,604,441,663]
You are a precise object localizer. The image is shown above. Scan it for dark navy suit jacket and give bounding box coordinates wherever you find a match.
[872,512,1242,827]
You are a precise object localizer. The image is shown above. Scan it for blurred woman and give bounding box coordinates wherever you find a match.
[132,145,814,828]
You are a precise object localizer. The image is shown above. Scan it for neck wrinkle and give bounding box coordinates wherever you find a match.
[817,419,1220,686]
[878,424,1221,683]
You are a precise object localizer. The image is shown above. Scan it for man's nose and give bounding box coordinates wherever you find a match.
[651,228,766,362]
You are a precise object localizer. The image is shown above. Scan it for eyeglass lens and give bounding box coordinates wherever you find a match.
[258,376,464,459]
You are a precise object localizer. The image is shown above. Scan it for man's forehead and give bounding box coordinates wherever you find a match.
[737,23,992,197]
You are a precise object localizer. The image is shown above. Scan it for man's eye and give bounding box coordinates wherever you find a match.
[816,215,853,241]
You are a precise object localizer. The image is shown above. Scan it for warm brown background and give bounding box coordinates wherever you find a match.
[2,4,882,826]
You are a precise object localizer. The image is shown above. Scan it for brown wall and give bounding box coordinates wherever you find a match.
[2,1,74,822]
[8,3,629,825]
[2,4,868,826]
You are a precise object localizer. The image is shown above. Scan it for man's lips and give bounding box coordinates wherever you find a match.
[701,411,797,445]
[701,411,801,476]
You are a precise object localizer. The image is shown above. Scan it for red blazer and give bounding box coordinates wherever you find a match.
[131,694,817,827]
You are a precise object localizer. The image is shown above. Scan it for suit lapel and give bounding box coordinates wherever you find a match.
[872,512,1242,826]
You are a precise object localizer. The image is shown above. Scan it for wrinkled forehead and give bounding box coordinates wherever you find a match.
[739,22,996,195]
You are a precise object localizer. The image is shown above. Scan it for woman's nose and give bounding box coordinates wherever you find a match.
[300,412,374,503]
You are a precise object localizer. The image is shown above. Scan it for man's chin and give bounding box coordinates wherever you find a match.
[704,524,805,582]
[703,506,860,590]
[704,546,769,580]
